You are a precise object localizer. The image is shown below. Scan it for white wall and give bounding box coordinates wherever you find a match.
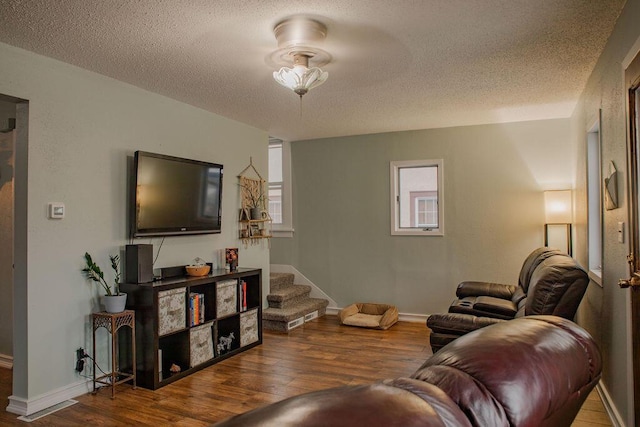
[0,41,269,412]
[271,119,573,314]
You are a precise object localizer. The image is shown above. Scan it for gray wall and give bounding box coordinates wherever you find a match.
[271,119,573,314]
[572,0,640,424]
[0,100,15,358]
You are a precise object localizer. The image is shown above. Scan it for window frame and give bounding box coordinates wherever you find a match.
[390,159,444,236]
[586,110,603,286]
[268,138,294,237]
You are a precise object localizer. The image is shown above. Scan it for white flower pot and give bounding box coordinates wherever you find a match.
[101,293,127,313]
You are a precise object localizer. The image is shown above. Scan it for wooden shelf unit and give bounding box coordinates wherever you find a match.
[239,218,272,241]
[120,267,262,390]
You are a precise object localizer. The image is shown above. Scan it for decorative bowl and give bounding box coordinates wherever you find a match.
[186,265,211,277]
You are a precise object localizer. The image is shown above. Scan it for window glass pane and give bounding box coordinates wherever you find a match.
[268,143,283,225]
[415,196,437,227]
[587,120,602,274]
[269,185,282,224]
[269,145,282,183]
[398,166,438,229]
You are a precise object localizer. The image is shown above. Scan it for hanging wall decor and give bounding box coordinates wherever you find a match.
[238,158,271,247]
[604,161,618,210]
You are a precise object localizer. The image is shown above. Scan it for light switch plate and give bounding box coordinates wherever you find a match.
[48,202,65,219]
[618,221,624,243]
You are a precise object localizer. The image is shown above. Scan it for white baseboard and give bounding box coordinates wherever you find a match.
[596,381,625,427]
[6,378,91,416]
[325,307,428,323]
[0,353,13,369]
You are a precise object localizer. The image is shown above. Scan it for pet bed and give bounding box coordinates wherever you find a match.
[338,303,398,330]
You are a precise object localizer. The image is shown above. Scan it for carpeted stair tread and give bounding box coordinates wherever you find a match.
[267,284,312,303]
[269,272,294,292]
[263,298,329,323]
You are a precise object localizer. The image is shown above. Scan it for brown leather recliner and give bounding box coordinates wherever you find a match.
[213,316,601,427]
[427,247,589,352]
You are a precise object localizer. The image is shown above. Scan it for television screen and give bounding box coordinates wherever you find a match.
[131,151,223,237]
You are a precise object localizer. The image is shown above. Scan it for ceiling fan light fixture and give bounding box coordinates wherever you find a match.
[273,53,328,97]
[271,18,330,98]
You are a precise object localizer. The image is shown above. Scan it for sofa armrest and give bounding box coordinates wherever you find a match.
[427,313,505,336]
[472,296,518,318]
[213,381,472,427]
[448,296,518,320]
[456,281,518,300]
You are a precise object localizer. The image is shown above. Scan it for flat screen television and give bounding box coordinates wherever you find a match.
[130,151,223,237]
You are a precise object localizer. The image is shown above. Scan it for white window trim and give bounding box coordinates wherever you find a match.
[390,159,444,236]
[271,139,294,237]
[586,110,603,287]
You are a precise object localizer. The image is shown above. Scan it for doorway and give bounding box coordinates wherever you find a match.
[0,93,28,409]
[0,99,16,369]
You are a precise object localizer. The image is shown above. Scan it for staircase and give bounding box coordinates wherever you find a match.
[263,272,329,332]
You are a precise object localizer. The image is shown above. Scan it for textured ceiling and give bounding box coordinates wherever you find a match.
[0,0,626,141]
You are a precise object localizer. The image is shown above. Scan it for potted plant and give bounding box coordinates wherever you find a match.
[82,252,127,313]
[240,182,265,220]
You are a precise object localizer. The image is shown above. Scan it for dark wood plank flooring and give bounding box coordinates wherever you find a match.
[0,315,611,426]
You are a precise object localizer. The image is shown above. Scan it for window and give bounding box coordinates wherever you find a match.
[268,138,293,236]
[268,142,283,225]
[587,111,602,284]
[390,159,444,236]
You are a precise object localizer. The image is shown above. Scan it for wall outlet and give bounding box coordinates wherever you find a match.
[75,348,86,372]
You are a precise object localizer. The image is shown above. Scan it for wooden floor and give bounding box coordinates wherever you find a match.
[1,315,611,426]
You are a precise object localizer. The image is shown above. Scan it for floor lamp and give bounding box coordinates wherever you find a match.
[544,190,573,256]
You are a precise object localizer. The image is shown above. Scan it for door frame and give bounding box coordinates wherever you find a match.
[623,49,640,426]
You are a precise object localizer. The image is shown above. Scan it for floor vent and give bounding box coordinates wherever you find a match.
[304,310,319,322]
[287,317,304,331]
[17,400,78,422]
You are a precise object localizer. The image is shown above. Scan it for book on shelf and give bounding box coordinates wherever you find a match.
[189,292,205,326]
[237,279,248,312]
[199,293,204,324]
[242,280,247,311]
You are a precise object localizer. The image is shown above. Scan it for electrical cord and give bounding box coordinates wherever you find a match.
[76,352,113,390]
[153,237,165,265]
[77,350,110,378]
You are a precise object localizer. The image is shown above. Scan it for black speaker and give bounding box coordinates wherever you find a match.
[125,244,154,283]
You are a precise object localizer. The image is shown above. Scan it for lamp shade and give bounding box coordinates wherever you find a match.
[544,190,572,223]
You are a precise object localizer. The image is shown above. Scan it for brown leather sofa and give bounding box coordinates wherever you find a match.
[427,247,589,352]
[213,316,601,427]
